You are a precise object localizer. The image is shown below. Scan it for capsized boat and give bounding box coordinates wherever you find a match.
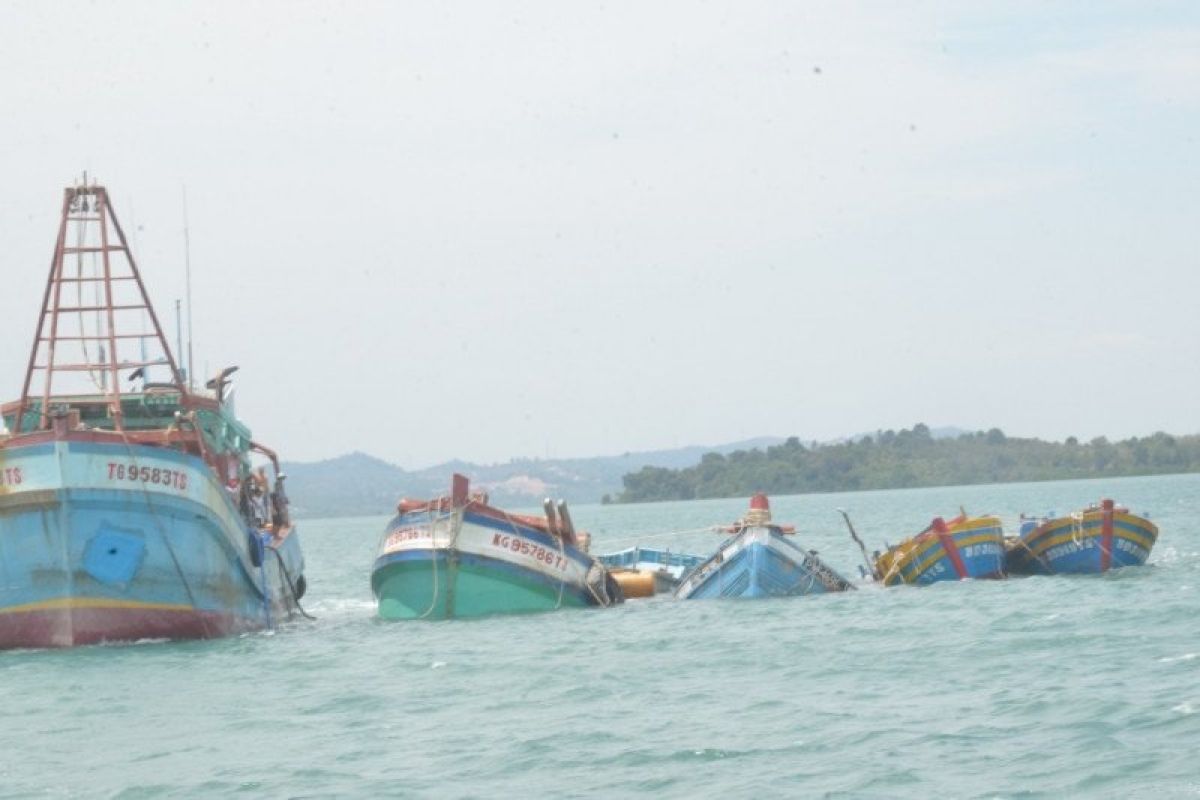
[1005,499,1157,576]
[874,512,1004,586]
[674,493,853,600]
[371,474,622,619]
[0,180,306,649]
[598,546,707,598]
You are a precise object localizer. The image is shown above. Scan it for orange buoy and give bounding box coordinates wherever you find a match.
[611,569,656,599]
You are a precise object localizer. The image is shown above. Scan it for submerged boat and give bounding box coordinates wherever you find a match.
[371,474,622,619]
[1005,499,1157,576]
[874,512,1004,586]
[598,546,707,597]
[674,493,853,600]
[0,181,306,648]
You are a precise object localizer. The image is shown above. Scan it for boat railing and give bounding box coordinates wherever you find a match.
[598,546,706,570]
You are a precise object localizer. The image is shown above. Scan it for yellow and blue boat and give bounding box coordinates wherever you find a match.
[875,513,1005,586]
[1005,499,1157,575]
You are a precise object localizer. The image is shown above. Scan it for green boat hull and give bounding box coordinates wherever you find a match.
[372,556,593,620]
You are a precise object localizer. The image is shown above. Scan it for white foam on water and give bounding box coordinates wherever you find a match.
[1155,547,1180,564]
[1171,702,1196,715]
[431,661,447,669]
[308,597,376,614]
[1158,653,1198,663]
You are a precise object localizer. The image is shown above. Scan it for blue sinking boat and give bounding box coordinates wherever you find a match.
[1005,498,1158,576]
[674,493,853,600]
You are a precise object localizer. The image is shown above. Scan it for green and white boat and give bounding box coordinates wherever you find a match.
[370,474,621,619]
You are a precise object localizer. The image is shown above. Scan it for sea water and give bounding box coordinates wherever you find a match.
[2,473,1198,798]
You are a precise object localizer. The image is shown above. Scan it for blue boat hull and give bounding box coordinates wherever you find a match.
[1006,509,1157,576]
[675,526,853,600]
[0,439,304,648]
[876,516,1005,586]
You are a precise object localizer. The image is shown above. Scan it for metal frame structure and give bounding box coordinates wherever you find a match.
[12,180,185,433]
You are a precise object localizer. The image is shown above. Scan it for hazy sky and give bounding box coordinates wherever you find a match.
[1,2,1197,467]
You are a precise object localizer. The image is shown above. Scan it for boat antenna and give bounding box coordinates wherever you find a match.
[130,196,149,381]
[175,299,184,383]
[837,508,880,581]
[182,184,195,392]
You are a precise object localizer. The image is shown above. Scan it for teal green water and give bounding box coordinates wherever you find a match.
[2,474,1198,798]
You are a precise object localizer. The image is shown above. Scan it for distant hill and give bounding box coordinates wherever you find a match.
[616,425,1200,503]
[280,436,786,518]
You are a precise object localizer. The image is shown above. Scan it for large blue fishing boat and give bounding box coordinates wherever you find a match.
[674,493,853,600]
[0,180,306,648]
[1005,499,1157,575]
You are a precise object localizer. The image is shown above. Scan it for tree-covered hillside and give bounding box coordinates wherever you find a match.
[615,424,1200,503]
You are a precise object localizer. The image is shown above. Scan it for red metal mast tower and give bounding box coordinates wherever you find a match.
[11,178,186,433]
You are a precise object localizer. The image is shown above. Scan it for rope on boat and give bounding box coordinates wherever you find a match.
[271,546,315,620]
[600,525,722,549]
[582,557,613,607]
[257,550,274,629]
[1071,508,1115,564]
[496,505,570,609]
[115,429,208,630]
[1009,533,1053,573]
[878,540,915,585]
[415,507,455,620]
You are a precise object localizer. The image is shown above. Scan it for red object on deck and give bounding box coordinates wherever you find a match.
[931,516,968,579]
[1100,498,1115,572]
[749,492,770,512]
[451,473,470,508]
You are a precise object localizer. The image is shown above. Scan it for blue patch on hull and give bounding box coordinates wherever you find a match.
[82,525,147,586]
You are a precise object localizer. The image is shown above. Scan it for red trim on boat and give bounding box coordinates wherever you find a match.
[0,606,254,649]
[1100,498,1115,572]
[931,517,968,579]
[451,473,470,507]
[465,502,553,534]
[396,476,559,537]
